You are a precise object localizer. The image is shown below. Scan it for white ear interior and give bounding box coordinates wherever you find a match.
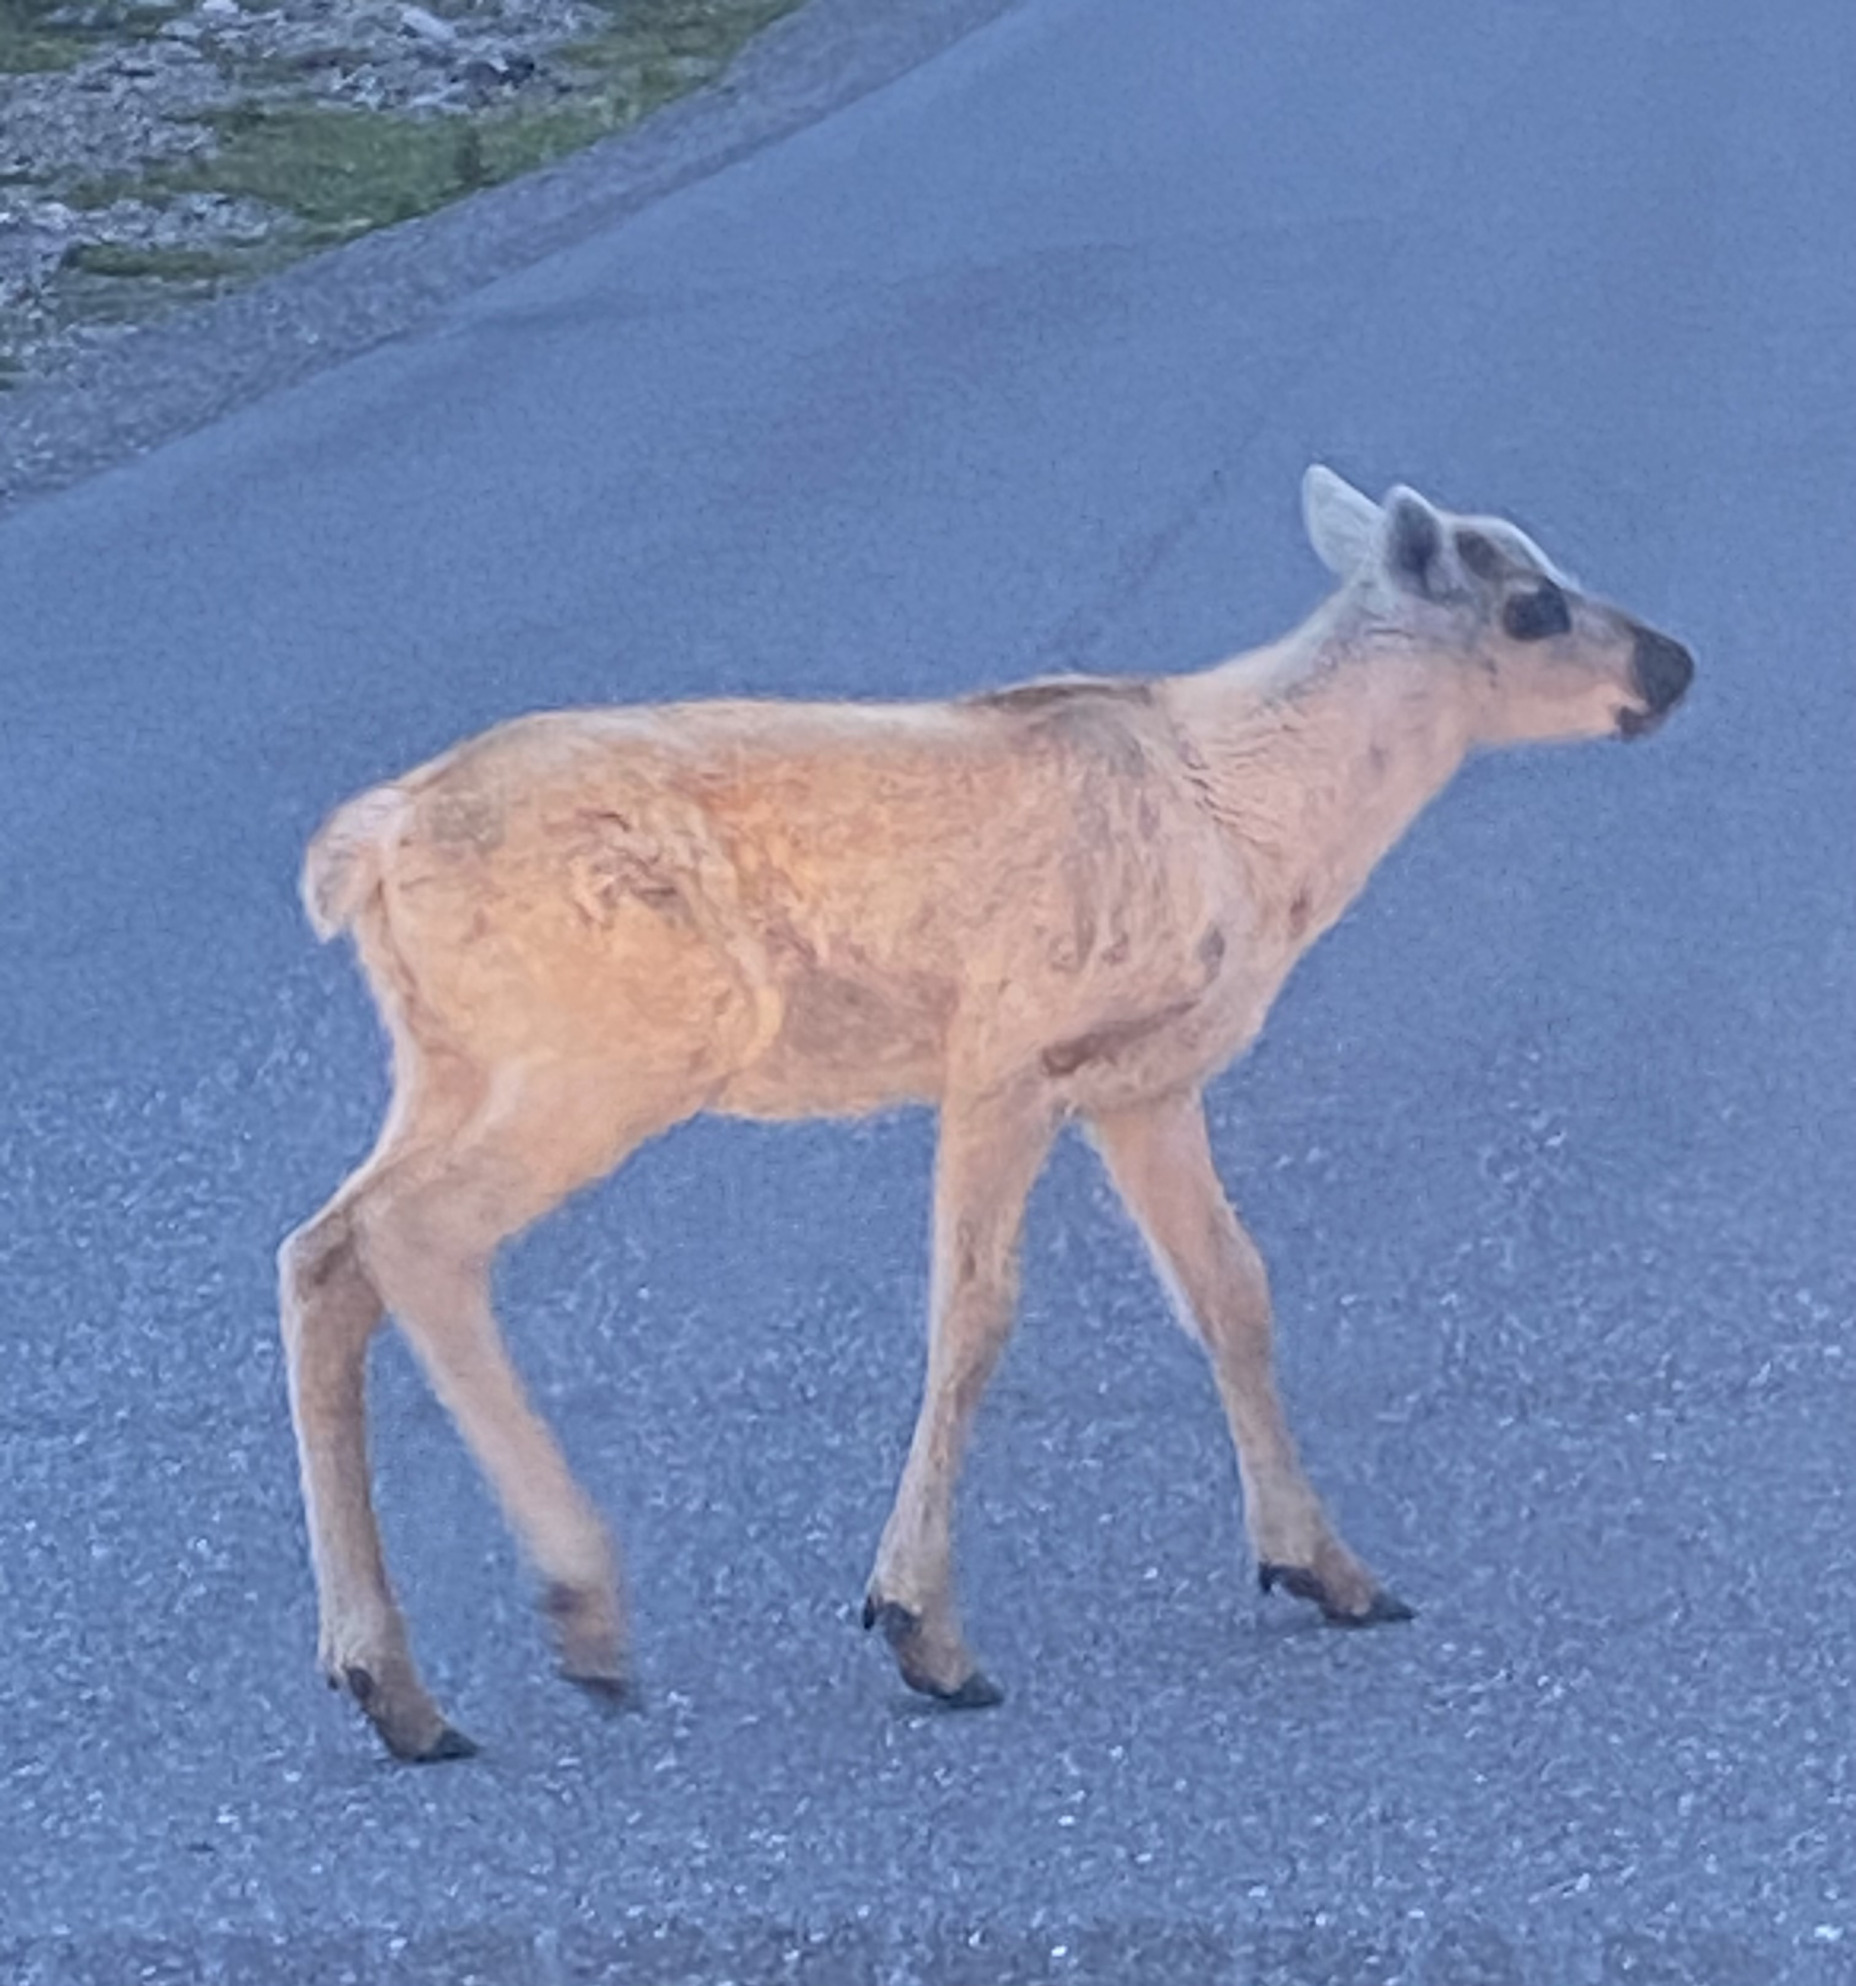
[1301,464,1383,577]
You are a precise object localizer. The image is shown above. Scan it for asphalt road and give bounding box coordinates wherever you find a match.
[2,1,1852,1980]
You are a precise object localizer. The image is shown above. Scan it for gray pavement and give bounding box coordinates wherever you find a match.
[1,0,1851,1980]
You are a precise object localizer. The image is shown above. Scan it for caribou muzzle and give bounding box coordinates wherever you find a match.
[1619,626,1694,738]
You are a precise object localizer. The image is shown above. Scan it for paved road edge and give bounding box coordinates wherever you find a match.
[0,0,1025,519]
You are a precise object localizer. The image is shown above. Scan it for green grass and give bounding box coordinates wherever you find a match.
[161,106,495,237]
[0,0,88,71]
[157,101,662,240]
[6,0,805,374]
[60,240,251,281]
[0,0,176,71]
[561,0,802,88]
[151,0,803,241]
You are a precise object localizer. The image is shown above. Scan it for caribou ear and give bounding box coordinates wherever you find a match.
[1301,464,1382,577]
[1380,485,1455,599]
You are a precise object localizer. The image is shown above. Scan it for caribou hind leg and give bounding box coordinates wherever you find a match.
[279,1190,470,1761]
[283,1054,699,1757]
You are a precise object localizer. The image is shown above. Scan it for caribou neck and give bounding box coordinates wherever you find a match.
[1166,610,1475,948]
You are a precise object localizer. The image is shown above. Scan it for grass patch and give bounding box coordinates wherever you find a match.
[60,239,250,281]
[577,0,800,56]
[0,27,85,70]
[164,105,497,237]
[156,103,639,240]
[6,0,803,377]
[153,0,802,241]
[0,0,89,71]
[0,0,176,70]
[561,0,802,90]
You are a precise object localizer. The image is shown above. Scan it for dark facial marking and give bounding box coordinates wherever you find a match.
[1630,625,1695,713]
[1454,529,1505,582]
[1502,584,1572,642]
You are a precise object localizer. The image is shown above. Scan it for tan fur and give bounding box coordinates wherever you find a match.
[279,471,1691,1758]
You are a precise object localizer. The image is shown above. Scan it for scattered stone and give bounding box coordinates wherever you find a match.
[399,5,459,45]
[0,0,636,384]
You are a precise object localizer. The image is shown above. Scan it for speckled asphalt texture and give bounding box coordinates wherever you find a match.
[1,1,1851,1981]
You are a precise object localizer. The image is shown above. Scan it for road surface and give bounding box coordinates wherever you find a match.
[1,0,1851,1979]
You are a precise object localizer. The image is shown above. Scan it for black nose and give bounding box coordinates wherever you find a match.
[1631,627,1694,713]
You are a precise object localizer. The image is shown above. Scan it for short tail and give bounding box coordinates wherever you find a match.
[300,786,409,941]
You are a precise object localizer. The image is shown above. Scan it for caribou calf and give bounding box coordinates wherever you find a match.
[280,466,1693,1760]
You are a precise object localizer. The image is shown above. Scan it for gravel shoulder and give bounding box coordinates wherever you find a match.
[0,0,805,392]
[0,0,1020,514]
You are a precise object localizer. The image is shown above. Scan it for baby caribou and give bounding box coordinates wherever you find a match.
[281,466,1692,1760]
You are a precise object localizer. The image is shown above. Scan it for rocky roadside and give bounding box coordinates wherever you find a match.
[0,0,798,387]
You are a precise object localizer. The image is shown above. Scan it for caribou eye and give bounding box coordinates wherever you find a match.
[1503,585,1572,641]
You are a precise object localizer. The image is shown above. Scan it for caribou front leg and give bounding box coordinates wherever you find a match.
[864,1086,1057,1705]
[1089,1087,1412,1627]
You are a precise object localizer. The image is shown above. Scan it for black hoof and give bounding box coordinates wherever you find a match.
[1258,1563,1416,1627]
[865,1598,1004,1709]
[415,1725,480,1763]
[1341,1589,1416,1628]
[343,1663,478,1761]
[920,1669,1004,1711]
